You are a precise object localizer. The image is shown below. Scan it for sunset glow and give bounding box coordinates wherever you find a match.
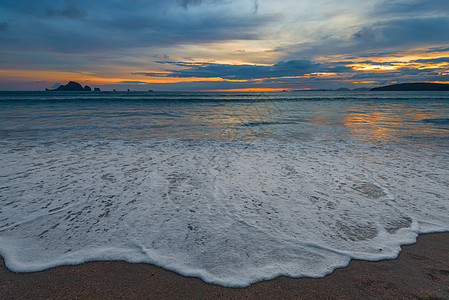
[350,65,400,72]
[196,88,296,92]
[1,0,448,91]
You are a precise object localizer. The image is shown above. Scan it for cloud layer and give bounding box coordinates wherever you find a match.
[0,0,448,90]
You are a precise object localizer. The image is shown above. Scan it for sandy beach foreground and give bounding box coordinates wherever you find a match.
[1,232,449,299]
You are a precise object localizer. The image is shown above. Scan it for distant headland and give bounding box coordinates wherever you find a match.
[371,82,449,91]
[45,81,154,92]
[46,81,100,92]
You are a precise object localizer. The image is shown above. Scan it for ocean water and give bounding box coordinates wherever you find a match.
[1,91,448,286]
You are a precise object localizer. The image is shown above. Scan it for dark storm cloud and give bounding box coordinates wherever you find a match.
[135,60,353,80]
[46,0,87,19]
[1,0,448,91]
[0,0,272,54]
[2,0,447,59]
[136,60,318,80]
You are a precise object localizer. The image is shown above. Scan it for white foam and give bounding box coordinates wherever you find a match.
[1,138,448,286]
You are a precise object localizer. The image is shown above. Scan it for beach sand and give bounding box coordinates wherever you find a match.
[1,232,449,299]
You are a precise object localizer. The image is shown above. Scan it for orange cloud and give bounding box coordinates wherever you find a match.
[349,64,400,71]
[0,69,252,87]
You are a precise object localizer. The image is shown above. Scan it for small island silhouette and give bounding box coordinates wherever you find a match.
[371,82,449,91]
[46,81,100,92]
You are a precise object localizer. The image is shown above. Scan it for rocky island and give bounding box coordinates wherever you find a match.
[371,82,449,91]
[46,81,100,92]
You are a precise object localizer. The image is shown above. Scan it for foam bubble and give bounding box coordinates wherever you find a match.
[0,138,448,286]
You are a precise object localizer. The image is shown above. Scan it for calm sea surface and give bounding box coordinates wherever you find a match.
[1,91,448,286]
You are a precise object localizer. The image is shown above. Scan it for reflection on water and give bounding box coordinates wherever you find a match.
[1,91,448,146]
[187,101,283,140]
[343,102,449,145]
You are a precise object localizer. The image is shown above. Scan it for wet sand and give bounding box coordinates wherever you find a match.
[1,232,449,299]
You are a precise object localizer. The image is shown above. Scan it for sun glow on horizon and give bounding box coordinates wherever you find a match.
[349,64,400,71]
[194,88,296,92]
[2,45,449,91]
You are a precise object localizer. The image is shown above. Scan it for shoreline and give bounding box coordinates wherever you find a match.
[1,232,449,299]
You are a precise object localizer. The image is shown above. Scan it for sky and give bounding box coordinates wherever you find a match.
[1,0,449,91]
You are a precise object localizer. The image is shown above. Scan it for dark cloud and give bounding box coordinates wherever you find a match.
[399,68,427,76]
[352,27,376,40]
[379,17,449,46]
[135,60,353,81]
[46,0,87,19]
[147,60,318,80]
[119,80,148,84]
[425,46,449,53]
[6,0,446,59]
[1,0,449,91]
[0,0,273,54]
[0,21,8,32]
[412,57,449,64]
[283,15,449,60]
[253,0,258,14]
[103,11,269,41]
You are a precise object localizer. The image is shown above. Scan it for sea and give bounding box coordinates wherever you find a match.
[1,91,448,287]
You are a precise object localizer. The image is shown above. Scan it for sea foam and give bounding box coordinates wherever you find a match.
[1,137,448,286]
